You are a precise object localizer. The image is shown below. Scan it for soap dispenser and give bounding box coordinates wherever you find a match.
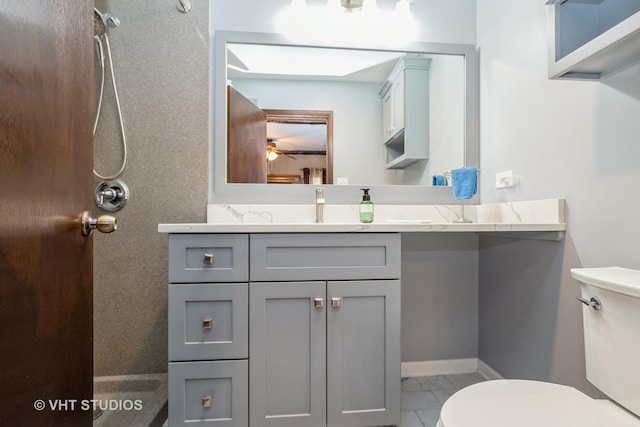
[359,188,374,223]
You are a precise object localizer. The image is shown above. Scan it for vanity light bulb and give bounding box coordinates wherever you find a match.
[362,0,377,14]
[291,0,307,10]
[327,0,342,13]
[390,0,417,43]
[395,0,410,14]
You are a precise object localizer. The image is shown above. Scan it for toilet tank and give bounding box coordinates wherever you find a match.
[571,267,640,418]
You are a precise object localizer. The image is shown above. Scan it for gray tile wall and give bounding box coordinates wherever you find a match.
[93,0,209,376]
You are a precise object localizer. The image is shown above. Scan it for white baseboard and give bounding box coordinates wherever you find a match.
[401,358,505,379]
[477,359,504,380]
[401,358,478,378]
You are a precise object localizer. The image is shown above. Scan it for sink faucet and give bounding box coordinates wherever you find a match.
[315,187,325,223]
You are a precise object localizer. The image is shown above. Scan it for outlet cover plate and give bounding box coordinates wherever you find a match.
[496,171,514,189]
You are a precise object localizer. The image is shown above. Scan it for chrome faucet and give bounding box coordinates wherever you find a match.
[315,187,325,223]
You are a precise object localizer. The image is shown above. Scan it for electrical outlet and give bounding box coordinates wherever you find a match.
[336,177,349,185]
[496,171,514,189]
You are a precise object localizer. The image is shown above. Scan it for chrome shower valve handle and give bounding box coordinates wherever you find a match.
[94,180,129,212]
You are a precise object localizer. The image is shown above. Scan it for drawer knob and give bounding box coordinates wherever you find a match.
[203,253,214,265]
[314,298,324,309]
[202,395,212,408]
[202,318,213,329]
[331,297,341,308]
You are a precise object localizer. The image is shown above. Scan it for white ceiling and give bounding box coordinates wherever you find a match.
[227,43,405,83]
[267,122,327,152]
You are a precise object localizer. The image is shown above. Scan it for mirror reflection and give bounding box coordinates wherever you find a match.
[225,42,466,186]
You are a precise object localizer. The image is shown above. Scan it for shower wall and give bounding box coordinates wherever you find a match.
[93,0,209,376]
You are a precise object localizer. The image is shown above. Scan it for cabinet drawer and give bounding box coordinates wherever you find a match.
[169,283,248,361]
[250,233,401,281]
[169,360,248,427]
[169,234,248,283]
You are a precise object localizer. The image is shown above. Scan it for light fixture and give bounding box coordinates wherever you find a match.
[266,142,279,161]
[266,150,278,161]
[276,0,416,45]
[341,0,364,12]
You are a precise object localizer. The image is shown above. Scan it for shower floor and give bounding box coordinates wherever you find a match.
[93,373,167,427]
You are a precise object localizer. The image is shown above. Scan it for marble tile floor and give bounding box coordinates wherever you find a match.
[99,372,484,427]
[400,373,486,427]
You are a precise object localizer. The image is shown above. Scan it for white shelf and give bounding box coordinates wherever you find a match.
[385,154,417,169]
[547,1,640,79]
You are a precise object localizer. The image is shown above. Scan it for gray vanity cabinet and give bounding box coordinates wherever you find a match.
[249,234,401,427]
[168,234,250,427]
[167,232,401,427]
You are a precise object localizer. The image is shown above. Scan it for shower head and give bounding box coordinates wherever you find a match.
[94,8,106,37]
[94,7,120,36]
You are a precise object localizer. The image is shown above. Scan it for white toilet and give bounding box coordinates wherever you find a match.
[438,267,640,427]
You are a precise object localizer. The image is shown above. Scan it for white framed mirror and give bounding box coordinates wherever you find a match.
[212,31,478,204]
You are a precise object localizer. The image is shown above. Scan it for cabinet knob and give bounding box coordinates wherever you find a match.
[331,297,341,308]
[203,253,214,265]
[202,395,212,408]
[314,298,324,309]
[202,318,213,329]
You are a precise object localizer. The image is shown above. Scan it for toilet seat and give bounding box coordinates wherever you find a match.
[438,379,640,427]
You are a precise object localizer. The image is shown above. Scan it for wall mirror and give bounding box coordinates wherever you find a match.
[212,31,478,204]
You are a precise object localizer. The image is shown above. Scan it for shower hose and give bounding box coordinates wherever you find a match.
[93,32,127,180]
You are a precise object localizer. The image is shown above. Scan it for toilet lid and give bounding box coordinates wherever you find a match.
[439,380,640,427]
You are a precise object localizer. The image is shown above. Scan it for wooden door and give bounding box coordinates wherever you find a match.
[227,86,267,183]
[0,0,94,425]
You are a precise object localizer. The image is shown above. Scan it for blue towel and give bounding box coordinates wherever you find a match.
[432,175,445,186]
[451,167,477,200]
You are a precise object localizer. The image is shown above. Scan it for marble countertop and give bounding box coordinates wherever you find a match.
[158,198,566,235]
[158,221,566,234]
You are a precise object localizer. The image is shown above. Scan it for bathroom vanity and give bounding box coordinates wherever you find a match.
[161,198,566,427]
[166,232,401,427]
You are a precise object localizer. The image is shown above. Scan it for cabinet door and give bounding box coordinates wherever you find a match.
[382,89,393,141]
[168,360,248,427]
[250,281,327,427]
[391,71,405,134]
[326,280,401,427]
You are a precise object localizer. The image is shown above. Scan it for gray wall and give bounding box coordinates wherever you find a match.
[478,235,601,396]
[401,233,478,362]
[93,0,209,376]
[477,0,640,396]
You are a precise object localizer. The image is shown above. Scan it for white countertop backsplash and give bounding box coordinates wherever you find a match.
[205,202,470,224]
